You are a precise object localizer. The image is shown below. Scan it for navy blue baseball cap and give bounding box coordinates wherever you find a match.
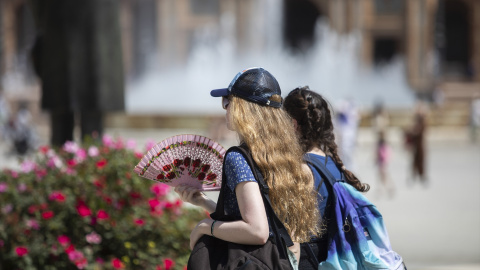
[210,67,283,108]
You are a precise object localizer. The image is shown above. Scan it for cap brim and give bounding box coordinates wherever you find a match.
[210,88,229,97]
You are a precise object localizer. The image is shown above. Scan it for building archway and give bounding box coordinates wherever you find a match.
[442,0,472,79]
[283,0,321,53]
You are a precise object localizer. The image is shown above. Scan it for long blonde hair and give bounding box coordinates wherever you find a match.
[229,95,320,242]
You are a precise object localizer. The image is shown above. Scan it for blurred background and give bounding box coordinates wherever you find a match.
[0,0,479,269]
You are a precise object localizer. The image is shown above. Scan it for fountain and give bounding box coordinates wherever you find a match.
[124,2,416,115]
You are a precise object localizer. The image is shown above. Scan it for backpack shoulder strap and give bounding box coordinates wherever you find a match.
[304,153,337,186]
[235,144,294,251]
[304,153,340,248]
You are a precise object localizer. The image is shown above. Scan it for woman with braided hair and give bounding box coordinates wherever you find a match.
[283,86,370,269]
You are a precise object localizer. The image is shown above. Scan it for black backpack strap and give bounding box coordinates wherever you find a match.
[235,145,294,255]
[210,147,239,221]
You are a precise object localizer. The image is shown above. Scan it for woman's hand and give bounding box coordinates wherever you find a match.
[190,218,211,250]
[174,185,217,213]
[174,185,207,206]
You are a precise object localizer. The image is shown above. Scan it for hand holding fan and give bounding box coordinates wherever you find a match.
[134,134,226,191]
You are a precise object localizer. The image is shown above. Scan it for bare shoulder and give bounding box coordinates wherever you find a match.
[301,162,314,185]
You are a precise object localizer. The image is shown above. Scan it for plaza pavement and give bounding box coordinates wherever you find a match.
[1,125,479,270]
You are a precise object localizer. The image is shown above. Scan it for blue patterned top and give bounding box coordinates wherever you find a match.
[223,149,257,218]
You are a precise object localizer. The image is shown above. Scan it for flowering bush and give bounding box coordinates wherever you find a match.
[0,135,207,269]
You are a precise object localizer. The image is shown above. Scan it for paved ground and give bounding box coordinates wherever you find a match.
[1,125,479,270]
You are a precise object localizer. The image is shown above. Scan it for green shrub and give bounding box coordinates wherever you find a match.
[0,135,206,269]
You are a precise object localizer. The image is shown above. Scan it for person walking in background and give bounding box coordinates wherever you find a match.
[404,101,428,185]
[335,97,359,171]
[470,96,480,143]
[3,102,38,156]
[372,101,394,198]
[174,68,320,268]
[0,91,11,143]
[283,86,370,269]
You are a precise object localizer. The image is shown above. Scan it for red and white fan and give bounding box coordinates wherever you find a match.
[134,134,227,191]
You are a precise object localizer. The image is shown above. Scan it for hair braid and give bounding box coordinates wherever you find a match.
[284,86,370,192]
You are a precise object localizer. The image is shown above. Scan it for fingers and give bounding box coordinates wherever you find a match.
[174,185,202,204]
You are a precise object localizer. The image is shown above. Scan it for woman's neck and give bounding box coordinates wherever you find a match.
[307,146,326,156]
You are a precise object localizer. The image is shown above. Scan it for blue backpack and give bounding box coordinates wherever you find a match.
[305,154,406,270]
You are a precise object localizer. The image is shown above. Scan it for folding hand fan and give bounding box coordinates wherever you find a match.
[134,134,227,191]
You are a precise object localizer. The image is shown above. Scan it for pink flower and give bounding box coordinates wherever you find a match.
[134,151,143,159]
[145,139,156,151]
[102,134,114,148]
[148,199,161,211]
[68,250,84,261]
[28,205,38,214]
[114,137,125,149]
[134,218,145,226]
[47,156,63,168]
[15,246,29,257]
[58,235,71,247]
[175,199,182,207]
[26,219,40,230]
[0,182,7,193]
[17,183,27,192]
[150,183,170,197]
[157,258,175,270]
[75,148,87,162]
[96,159,107,169]
[75,257,88,269]
[86,231,102,244]
[97,210,109,220]
[20,160,36,173]
[65,244,75,254]
[76,202,92,217]
[35,168,47,179]
[63,141,79,153]
[66,159,77,168]
[42,210,55,219]
[88,146,99,157]
[39,145,49,154]
[126,139,137,150]
[65,167,76,175]
[49,191,66,202]
[112,258,125,269]
[164,258,175,270]
[148,199,164,215]
[129,191,142,199]
[2,204,12,214]
[10,171,18,178]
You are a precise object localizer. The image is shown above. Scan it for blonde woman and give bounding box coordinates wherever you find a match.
[175,67,319,268]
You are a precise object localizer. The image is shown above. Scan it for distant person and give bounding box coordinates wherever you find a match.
[404,101,428,185]
[3,102,37,155]
[0,91,11,142]
[372,101,394,197]
[335,98,359,170]
[283,86,370,269]
[30,0,125,146]
[432,87,444,109]
[470,97,480,143]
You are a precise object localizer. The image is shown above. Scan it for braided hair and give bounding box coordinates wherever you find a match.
[283,86,370,192]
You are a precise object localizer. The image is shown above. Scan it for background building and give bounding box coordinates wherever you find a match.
[0,0,479,128]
